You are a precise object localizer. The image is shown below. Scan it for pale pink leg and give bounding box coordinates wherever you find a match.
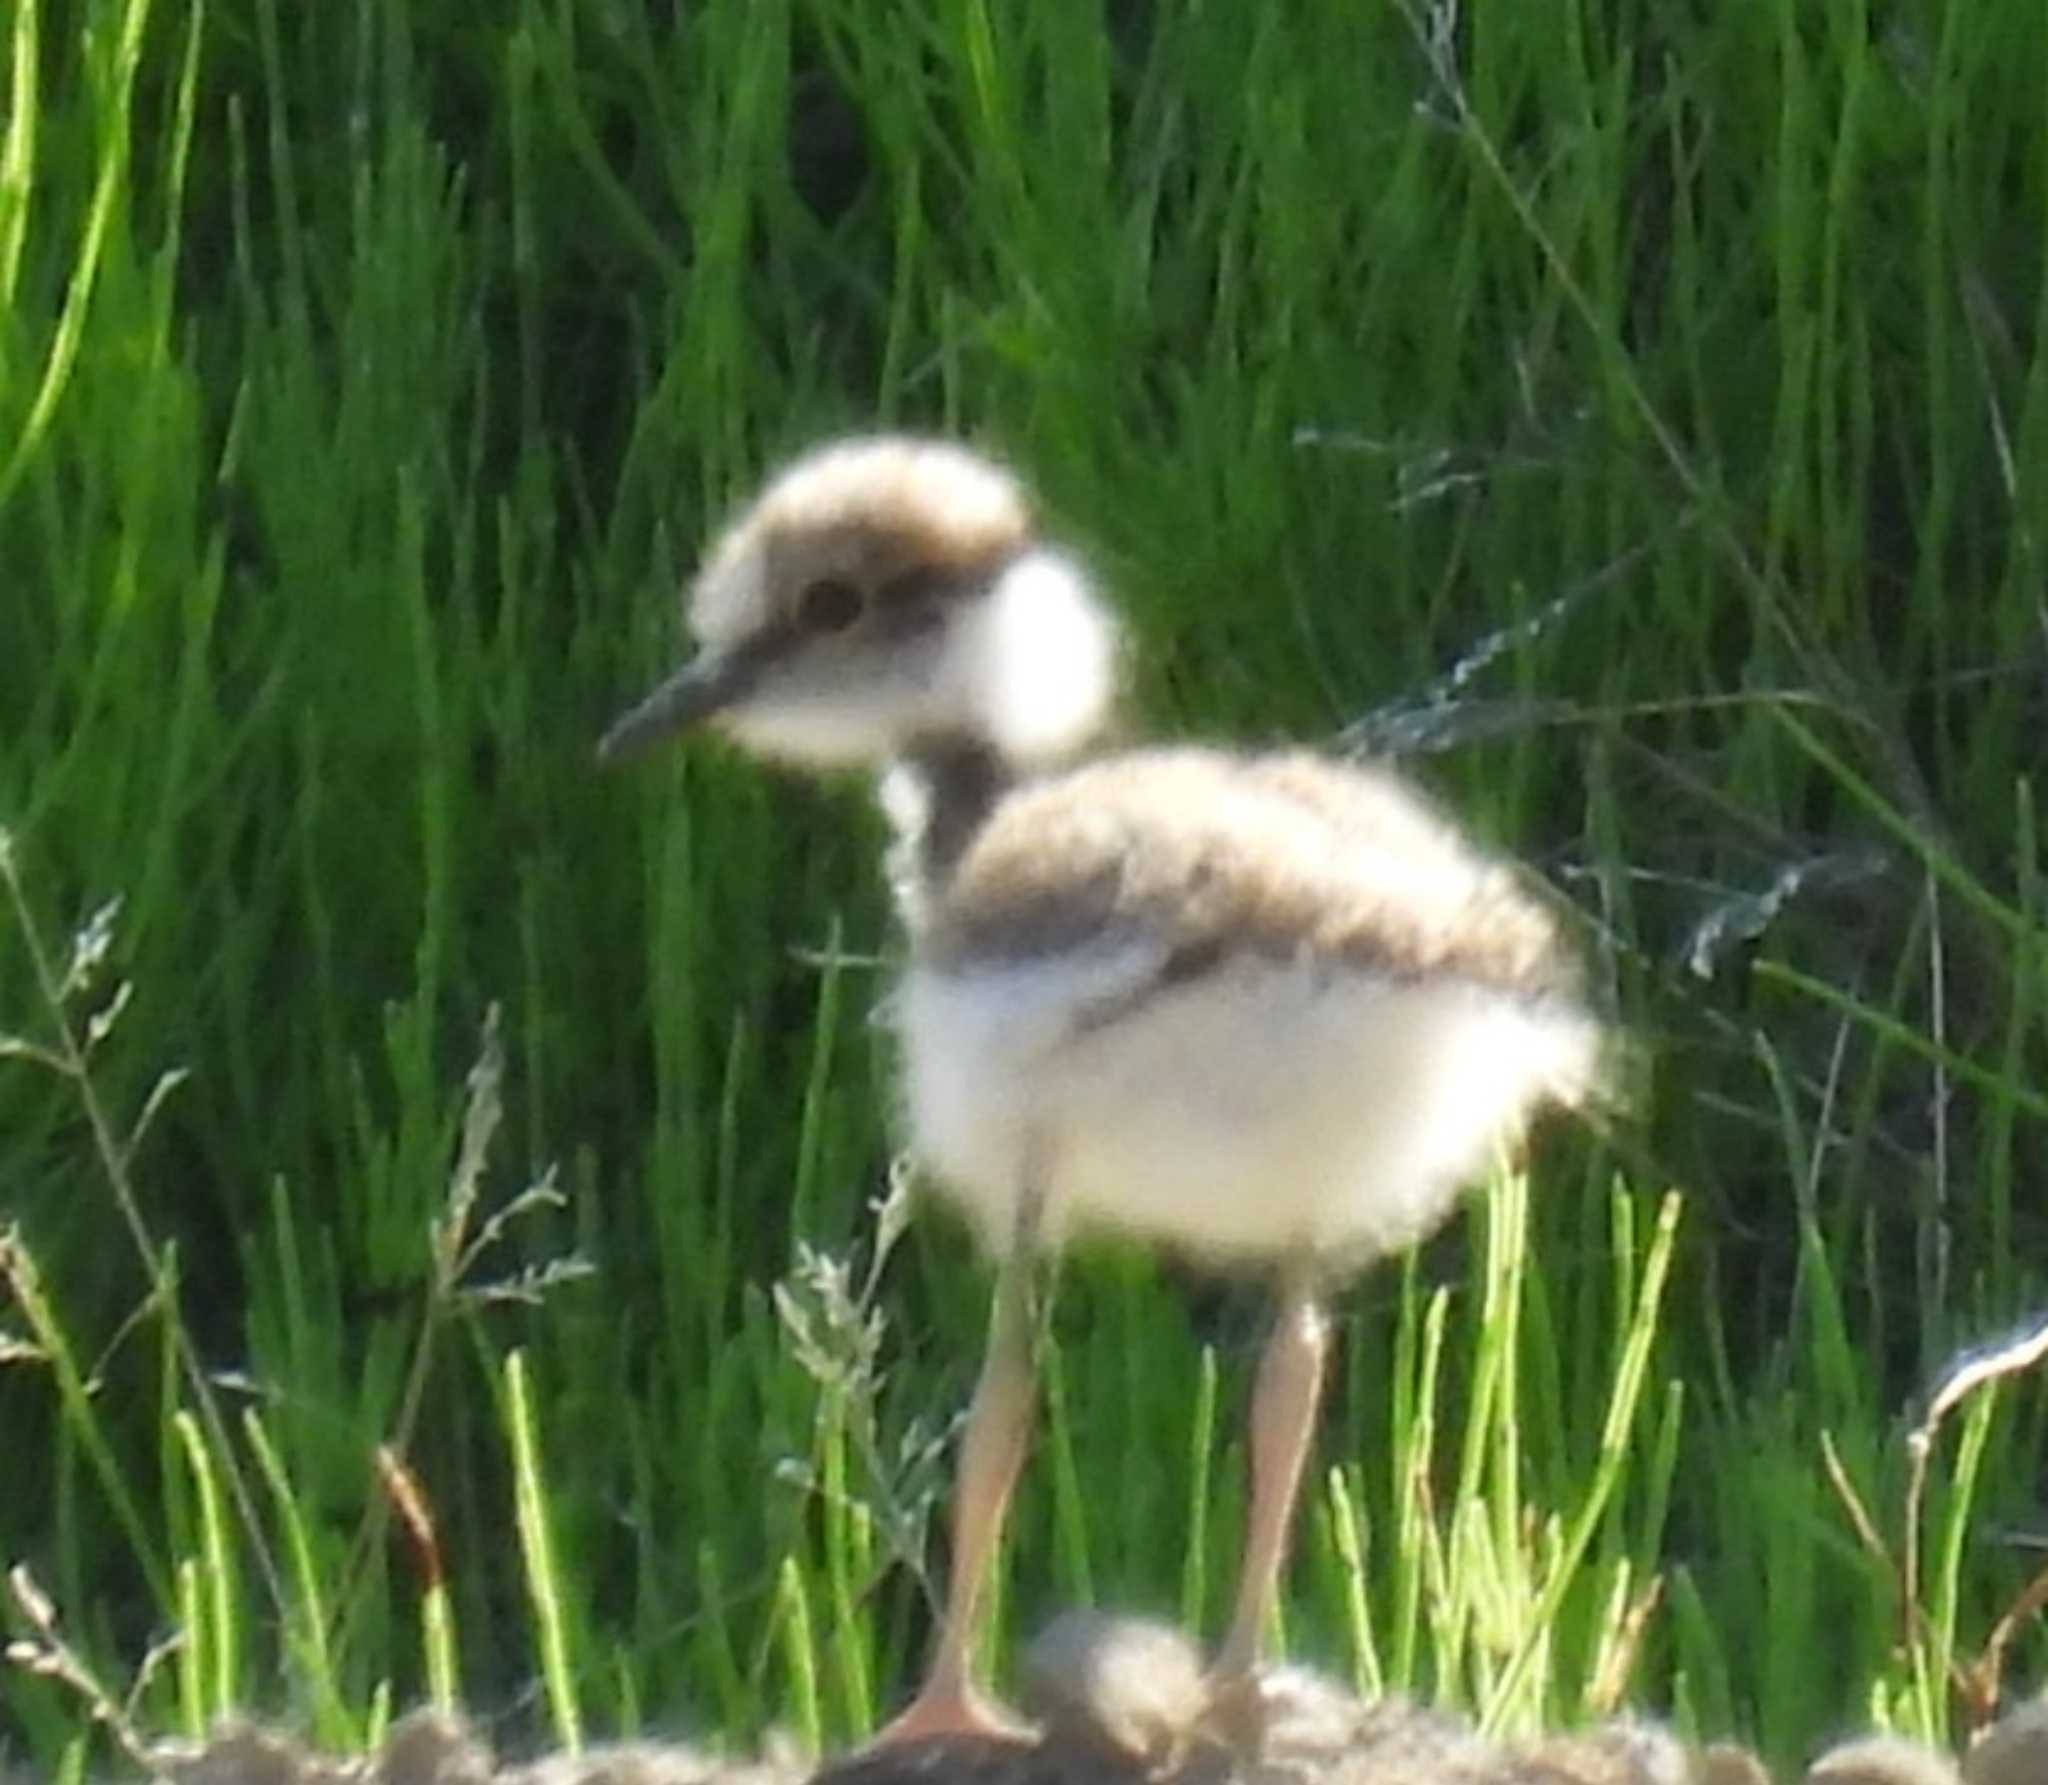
[869,1195,1045,1747]
[1211,1268,1329,1685]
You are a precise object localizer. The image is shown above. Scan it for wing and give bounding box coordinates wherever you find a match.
[924,745,1580,1003]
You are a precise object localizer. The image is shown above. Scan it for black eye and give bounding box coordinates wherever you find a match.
[797,576,864,634]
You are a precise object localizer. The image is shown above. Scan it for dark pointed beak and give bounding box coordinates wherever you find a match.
[596,649,754,764]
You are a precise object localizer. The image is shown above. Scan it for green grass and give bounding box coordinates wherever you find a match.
[3,1,2046,1777]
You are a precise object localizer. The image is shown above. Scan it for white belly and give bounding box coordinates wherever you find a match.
[894,942,1599,1266]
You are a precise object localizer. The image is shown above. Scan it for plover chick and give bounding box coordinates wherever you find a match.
[601,435,1605,1748]
[1963,1696,2048,1785]
[1804,1735,1961,1785]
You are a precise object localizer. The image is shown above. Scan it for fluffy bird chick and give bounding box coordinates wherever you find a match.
[601,436,1605,1749]
[1804,1736,1961,1785]
[1962,1696,2048,1785]
[1021,1611,1212,1772]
